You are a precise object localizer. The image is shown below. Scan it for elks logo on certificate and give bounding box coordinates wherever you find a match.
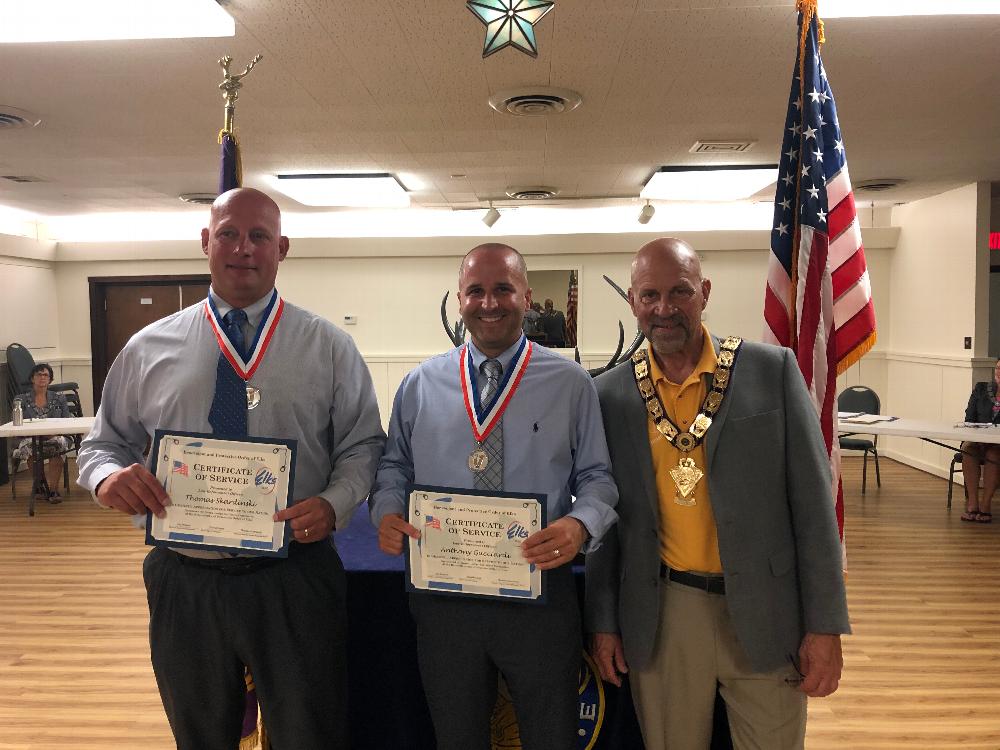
[406,485,546,602]
[148,430,297,557]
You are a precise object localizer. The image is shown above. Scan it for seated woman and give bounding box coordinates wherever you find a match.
[961,358,1000,523]
[12,363,71,503]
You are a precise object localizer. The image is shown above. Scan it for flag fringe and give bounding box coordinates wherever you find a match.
[836,330,876,376]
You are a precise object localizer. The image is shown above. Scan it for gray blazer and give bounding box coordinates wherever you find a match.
[585,338,850,673]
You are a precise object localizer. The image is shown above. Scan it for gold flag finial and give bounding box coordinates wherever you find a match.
[218,54,262,135]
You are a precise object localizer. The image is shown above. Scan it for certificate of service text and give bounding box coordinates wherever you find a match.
[148,430,295,556]
[407,485,545,601]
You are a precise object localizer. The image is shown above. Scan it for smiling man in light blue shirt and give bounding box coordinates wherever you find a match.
[370,243,618,750]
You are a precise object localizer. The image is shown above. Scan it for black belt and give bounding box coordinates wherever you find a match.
[660,563,725,595]
[172,550,284,576]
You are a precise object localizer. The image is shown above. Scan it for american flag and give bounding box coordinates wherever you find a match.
[171,460,189,477]
[425,516,441,530]
[763,3,876,542]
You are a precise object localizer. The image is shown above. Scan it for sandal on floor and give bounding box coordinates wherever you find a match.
[47,491,62,504]
[975,512,992,524]
[961,509,980,522]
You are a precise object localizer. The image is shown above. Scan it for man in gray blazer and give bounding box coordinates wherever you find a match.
[585,238,849,749]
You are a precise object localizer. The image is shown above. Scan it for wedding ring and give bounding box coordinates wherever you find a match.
[554,549,561,557]
[304,527,310,538]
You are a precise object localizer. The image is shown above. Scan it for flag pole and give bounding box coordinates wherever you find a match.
[217,54,262,193]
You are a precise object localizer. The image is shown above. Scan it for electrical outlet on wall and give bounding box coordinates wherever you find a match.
[964,337,972,349]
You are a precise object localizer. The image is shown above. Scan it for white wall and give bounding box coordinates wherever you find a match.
[47,228,899,422]
[0,234,65,386]
[871,183,993,478]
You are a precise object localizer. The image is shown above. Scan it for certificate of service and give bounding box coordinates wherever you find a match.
[148,430,296,556]
[407,485,545,601]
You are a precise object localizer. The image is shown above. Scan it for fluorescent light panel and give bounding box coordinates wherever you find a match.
[822,1,1000,17]
[44,202,776,242]
[272,173,410,208]
[641,165,778,202]
[0,0,234,43]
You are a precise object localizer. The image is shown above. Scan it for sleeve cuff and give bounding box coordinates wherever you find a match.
[87,463,125,506]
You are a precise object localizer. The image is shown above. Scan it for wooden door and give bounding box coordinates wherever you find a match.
[89,276,211,407]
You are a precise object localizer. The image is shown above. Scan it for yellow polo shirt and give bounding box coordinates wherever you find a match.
[646,328,723,573]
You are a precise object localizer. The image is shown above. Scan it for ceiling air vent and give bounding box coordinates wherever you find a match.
[689,140,755,154]
[0,106,41,130]
[1,175,44,183]
[505,186,559,201]
[856,178,904,192]
[179,193,218,205]
[489,87,582,116]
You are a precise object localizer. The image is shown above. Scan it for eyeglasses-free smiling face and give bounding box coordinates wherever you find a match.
[457,245,532,358]
[201,188,290,309]
[628,239,710,364]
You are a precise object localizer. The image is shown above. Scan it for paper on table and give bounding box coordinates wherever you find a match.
[842,414,896,424]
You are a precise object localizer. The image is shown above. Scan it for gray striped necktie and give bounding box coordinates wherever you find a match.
[474,358,504,491]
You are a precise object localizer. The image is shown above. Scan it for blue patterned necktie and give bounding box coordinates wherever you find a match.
[474,359,504,491]
[208,308,248,438]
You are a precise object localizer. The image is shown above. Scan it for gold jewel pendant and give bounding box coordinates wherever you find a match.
[670,457,703,506]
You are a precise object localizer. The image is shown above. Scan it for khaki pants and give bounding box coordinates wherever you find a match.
[632,577,806,750]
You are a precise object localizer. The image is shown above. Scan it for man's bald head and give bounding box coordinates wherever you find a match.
[459,243,528,284]
[628,237,710,365]
[631,237,703,287]
[212,188,283,231]
[201,188,289,309]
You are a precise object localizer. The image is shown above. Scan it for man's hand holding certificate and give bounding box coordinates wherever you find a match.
[147,430,296,556]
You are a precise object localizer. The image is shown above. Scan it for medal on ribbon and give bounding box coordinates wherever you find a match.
[632,336,742,505]
[459,339,532,472]
[205,291,284,410]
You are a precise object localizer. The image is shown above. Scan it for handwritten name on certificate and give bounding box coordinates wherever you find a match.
[407,486,545,601]
[148,431,295,556]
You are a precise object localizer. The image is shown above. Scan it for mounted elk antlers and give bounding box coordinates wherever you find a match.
[440,276,643,378]
[574,275,645,377]
[440,292,466,347]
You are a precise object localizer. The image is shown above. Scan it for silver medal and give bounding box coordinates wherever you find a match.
[246,386,261,410]
[468,448,489,472]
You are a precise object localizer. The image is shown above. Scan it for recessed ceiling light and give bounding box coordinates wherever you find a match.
[0,0,235,43]
[822,0,1000,16]
[272,173,410,208]
[641,165,778,202]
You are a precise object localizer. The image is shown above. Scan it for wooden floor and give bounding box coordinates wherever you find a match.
[0,458,998,749]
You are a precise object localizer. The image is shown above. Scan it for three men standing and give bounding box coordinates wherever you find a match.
[586,237,849,749]
[80,206,847,750]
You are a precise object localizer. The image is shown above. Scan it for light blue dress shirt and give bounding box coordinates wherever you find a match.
[78,287,386,529]
[370,336,618,550]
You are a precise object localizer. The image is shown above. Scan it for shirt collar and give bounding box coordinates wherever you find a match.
[647,324,718,387]
[208,287,276,328]
[467,334,526,375]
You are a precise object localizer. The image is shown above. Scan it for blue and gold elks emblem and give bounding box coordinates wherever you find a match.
[490,650,606,749]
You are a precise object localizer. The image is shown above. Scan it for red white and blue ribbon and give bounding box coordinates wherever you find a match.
[460,337,532,443]
[205,291,284,382]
